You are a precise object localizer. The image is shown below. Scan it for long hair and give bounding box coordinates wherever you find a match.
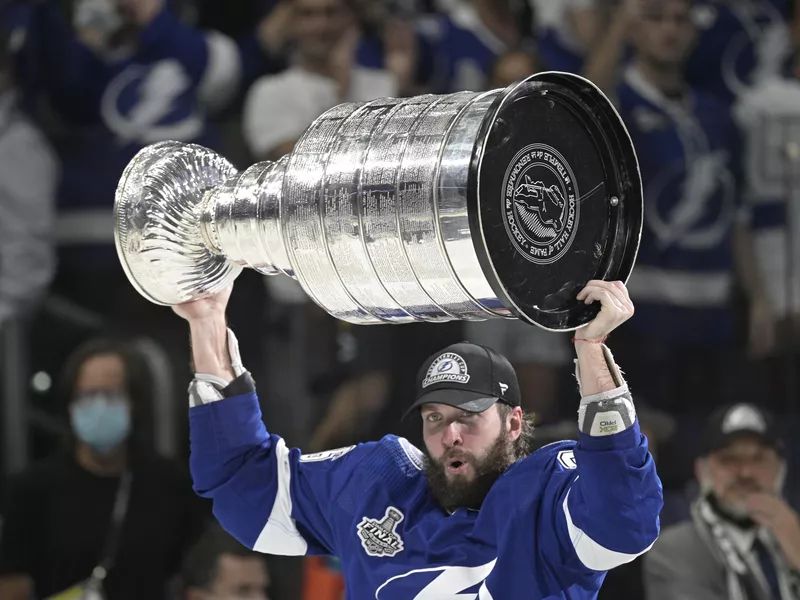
[498,403,536,460]
[56,337,152,449]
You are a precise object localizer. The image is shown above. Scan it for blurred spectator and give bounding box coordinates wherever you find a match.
[16,0,242,268]
[644,403,800,599]
[584,0,770,415]
[732,51,800,410]
[182,524,270,600]
[527,0,602,73]
[684,0,791,106]
[488,47,544,88]
[416,0,530,93]
[308,320,462,452]
[243,0,398,162]
[0,21,58,329]
[0,337,209,600]
[464,320,570,424]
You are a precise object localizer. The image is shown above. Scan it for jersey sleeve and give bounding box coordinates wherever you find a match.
[529,348,663,574]
[189,388,375,557]
[555,420,661,572]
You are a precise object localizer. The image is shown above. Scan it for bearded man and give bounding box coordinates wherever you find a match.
[645,403,800,600]
[175,279,662,599]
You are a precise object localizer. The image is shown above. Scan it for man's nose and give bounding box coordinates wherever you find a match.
[442,422,463,447]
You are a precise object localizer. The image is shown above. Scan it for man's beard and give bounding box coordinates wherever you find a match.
[424,427,515,512]
[702,477,765,528]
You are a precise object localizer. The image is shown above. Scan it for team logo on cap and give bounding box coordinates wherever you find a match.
[722,404,766,434]
[502,143,579,264]
[422,353,470,388]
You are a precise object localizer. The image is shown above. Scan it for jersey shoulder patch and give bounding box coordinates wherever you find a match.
[556,449,577,470]
[527,440,578,473]
[397,437,425,471]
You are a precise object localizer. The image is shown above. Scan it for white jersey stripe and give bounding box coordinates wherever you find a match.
[562,487,654,571]
[253,439,308,555]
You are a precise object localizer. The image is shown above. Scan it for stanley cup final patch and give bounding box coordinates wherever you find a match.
[357,507,405,558]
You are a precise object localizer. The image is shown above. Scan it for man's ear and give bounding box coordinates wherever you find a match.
[508,406,523,441]
[694,457,706,484]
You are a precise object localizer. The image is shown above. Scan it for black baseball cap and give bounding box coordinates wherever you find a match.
[701,403,784,457]
[404,342,521,419]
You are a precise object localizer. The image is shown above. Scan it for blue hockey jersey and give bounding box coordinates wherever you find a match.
[416,4,512,94]
[617,65,745,345]
[189,392,662,599]
[17,1,241,267]
[685,0,790,105]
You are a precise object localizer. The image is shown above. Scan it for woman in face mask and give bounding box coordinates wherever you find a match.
[67,343,138,470]
[0,338,210,600]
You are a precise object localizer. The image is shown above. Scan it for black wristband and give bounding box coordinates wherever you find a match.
[222,371,256,398]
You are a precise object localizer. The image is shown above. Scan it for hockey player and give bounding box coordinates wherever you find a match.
[176,279,663,599]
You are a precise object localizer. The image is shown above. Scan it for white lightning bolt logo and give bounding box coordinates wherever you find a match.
[375,560,497,600]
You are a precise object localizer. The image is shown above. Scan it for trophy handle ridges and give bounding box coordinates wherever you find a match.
[114,141,243,306]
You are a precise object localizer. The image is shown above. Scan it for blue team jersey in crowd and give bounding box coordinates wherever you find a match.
[617,65,745,345]
[189,392,662,599]
[416,4,509,93]
[14,2,241,266]
[685,0,789,105]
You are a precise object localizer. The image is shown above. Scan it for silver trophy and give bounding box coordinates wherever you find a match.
[114,72,642,331]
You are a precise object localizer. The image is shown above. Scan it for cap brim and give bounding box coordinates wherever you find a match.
[705,430,779,455]
[403,389,499,421]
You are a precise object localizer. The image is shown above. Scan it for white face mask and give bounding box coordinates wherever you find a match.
[70,392,132,453]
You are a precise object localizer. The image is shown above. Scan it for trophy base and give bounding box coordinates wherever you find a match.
[469,72,643,331]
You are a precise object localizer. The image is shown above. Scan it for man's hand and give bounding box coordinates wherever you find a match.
[574,280,634,342]
[174,287,235,380]
[257,1,294,57]
[746,492,800,571]
[172,286,233,323]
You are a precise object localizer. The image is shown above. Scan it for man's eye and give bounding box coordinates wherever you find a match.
[425,413,441,422]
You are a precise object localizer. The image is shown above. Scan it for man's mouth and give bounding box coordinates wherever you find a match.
[446,458,470,475]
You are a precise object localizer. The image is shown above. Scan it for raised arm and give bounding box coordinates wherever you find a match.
[173,287,372,558]
[547,281,662,574]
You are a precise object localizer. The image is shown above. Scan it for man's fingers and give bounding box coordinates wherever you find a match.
[577,280,633,314]
[581,287,626,312]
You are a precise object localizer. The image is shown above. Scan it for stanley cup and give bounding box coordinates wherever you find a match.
[114,72,643,331]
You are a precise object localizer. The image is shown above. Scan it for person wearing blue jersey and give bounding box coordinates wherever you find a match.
[415,0,528,93]
[585,0,773,414]
[172,279,662,600]
[684,0,791,106]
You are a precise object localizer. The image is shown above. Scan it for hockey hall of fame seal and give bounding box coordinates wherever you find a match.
[502,143,580,265]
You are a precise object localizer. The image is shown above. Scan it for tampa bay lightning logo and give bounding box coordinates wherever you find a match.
[376,561,497,600]
[101,59,203,144]
[645,150,736,250]
[421,353,470,388]
[690,0,789,96]
[502,144,579,265]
